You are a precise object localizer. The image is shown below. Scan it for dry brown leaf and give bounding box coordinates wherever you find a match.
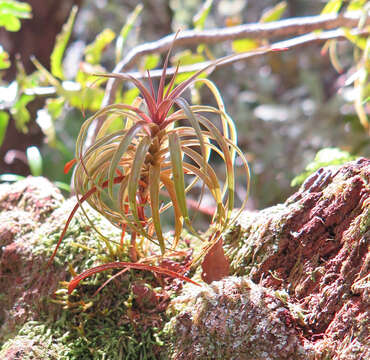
[201,237,229,284]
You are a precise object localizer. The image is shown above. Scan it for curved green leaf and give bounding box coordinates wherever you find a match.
[128,136,150,229]
[321,0,342,14]
[85,28,116,65]
[0,110,9,146]
[260,1,287,22]
[193,0,213,30]
[51,5,78,79]
[108,122,144,199]
[160,174,183,249]
[115,3,143,64]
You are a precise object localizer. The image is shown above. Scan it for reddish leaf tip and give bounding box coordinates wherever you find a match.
[64,158,77,174]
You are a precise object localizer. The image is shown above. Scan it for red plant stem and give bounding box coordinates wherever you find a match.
[48,175,125,266]
[68,261,201,294]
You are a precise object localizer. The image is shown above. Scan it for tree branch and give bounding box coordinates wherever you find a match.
[103,11,369,108]
[123,29,369,80]
[86,11,368,145]
[115,11,368,74]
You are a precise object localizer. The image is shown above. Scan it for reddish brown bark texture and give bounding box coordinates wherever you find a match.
[221,157,369,359]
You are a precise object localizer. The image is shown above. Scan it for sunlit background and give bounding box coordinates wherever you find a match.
[0,0,368,211]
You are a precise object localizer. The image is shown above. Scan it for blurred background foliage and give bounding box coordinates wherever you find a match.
[0,0,369,209]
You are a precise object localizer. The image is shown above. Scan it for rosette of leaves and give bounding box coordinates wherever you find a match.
[51,47,250,293]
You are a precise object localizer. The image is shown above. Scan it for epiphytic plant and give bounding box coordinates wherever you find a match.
[49,38,251,294]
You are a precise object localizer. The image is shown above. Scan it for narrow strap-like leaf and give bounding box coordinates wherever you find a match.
[108,122,144,199]
[128,136,151,230]
[168,133,189,223]
[76,103,151,159]
[149,162,166,254]
[196,115,235,221]
[96,72,157,119]
[157,29,180,104]
[175,97,209,169]
[160,174,183,250]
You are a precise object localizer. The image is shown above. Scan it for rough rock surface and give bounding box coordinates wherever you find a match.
[0,158,369,359]
[164,277,315,359]
[0,177,65,339]
[221,157,369,359]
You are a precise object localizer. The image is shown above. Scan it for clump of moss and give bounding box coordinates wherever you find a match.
[0,179,172,358]
[223,204,291,277]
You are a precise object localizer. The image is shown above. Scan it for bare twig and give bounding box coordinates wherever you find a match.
[86,11,369,144]
[104,11,369,104]
[115,11,368,73]
[124,29,369,80]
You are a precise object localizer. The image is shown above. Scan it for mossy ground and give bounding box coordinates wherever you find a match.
[1,159,369,360]
[0,196,172,359]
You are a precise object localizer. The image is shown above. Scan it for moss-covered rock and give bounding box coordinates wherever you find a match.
[0,158,369,359]
[0,177,167,359]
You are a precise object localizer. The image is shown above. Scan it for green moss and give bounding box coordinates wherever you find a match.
[1,313,165,360]
[224,205,289,276]
[0,265,168,359]
[0,198,172,359]
[31,198,127,269]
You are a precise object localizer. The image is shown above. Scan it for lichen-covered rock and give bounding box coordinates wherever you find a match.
[163,277,315,359]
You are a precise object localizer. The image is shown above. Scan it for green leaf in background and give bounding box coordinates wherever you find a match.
[122,87,140,105]
[260,1,287,23]
[115,3,143,64]
[0,13,20,31]
[26,145,43,176]
[31,56,63,91]
[0,0,31,32]
[193,0,213,30]
[291,147,356,186]
[342,29,367,50]
[67,86,104,111]
[50,5,78,80]
[170,50,206,84]
[0,110,9,146]
[46,97,65,119]
[85,28,116,65]
[320,0,343,14]
[232,38,259,53]
[172,50,205,66]
[53,181,71,193]
[0,46,10,69]
[0,0,31,18]
[142,54,160,71]
[11,93,35,133]
[347,0,366,11]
